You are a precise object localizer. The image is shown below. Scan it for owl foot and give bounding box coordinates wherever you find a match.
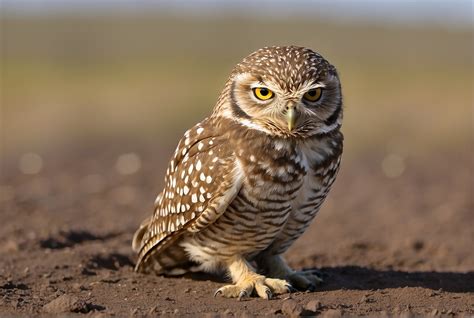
[286,269,323,292]
[214,276,291,300]
[256,255,324,292]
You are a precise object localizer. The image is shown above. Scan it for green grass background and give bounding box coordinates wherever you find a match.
[1,14,472,159]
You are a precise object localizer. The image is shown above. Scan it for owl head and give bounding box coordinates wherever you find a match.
[215,46,343,138]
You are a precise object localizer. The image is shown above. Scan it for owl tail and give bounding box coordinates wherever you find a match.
[132,216,151,253]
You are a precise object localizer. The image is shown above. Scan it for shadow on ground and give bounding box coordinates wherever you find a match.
[178,265,474,293]
[39,230,122,249]
[315,266,473,293]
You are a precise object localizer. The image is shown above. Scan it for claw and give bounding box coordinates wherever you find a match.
[307,269,324,283]
[265,289,273,300]
[238,290,248,301]
[307,283,316,292]
[214,289,222,297]
[305,268,323,276]
[287,284,297,293]
[313,270,323,276]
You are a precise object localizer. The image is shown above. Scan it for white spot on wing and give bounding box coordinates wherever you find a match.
[183,185,190,195]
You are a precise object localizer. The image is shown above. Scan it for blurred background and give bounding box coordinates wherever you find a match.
[0,1,473,270]
[2,0,472,158]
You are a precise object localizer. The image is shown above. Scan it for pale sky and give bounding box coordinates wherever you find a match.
[2,0,473,27]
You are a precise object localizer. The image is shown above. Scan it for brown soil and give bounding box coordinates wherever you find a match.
[0,147,473,317]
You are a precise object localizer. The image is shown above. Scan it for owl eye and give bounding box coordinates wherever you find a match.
[253,87,274,101]
[303,88,322,102]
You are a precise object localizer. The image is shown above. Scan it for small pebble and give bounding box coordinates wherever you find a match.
[42,294,88,313]
[305,299,322,312]
[281,298,304,317]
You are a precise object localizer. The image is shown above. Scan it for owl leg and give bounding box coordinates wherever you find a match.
[256,255,323,292]
[214,256,291,300]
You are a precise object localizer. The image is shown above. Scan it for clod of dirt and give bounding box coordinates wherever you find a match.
[81,267,97,276]
[359,295,375,303]
[87,253,133,271]
[42,294,89,313]
[99,278,120,284]
[281,299,304,317]
[305,299,322,312]
[411,240,425,251]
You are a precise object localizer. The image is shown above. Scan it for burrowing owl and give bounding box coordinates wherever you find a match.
[133,46,343,299]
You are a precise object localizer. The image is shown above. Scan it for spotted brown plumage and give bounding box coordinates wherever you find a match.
[133,117,242,274]
[133,46,344,299]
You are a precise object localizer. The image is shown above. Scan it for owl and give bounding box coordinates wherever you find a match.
[132,46,343,299]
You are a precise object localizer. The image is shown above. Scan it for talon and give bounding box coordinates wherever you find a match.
[265,289,273,300]
[310,269,323,276]
[238,290,248,301]
[214,289,222,297]
[287,285,297,293]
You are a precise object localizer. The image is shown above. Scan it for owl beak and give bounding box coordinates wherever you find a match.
[286,106,296,131]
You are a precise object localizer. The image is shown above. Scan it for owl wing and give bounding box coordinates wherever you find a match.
[134,117,243,272]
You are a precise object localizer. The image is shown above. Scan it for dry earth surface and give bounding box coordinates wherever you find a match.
[1,147,473,317]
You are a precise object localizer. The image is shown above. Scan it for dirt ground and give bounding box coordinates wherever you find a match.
[0,146,473,317]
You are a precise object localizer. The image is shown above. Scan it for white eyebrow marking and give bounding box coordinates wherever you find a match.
[298,81,326,94]
[311,82,326,89]
[249,81,267,89]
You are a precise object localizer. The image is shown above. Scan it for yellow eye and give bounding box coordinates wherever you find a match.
[303,88,322,102]
[253,87,274,101]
